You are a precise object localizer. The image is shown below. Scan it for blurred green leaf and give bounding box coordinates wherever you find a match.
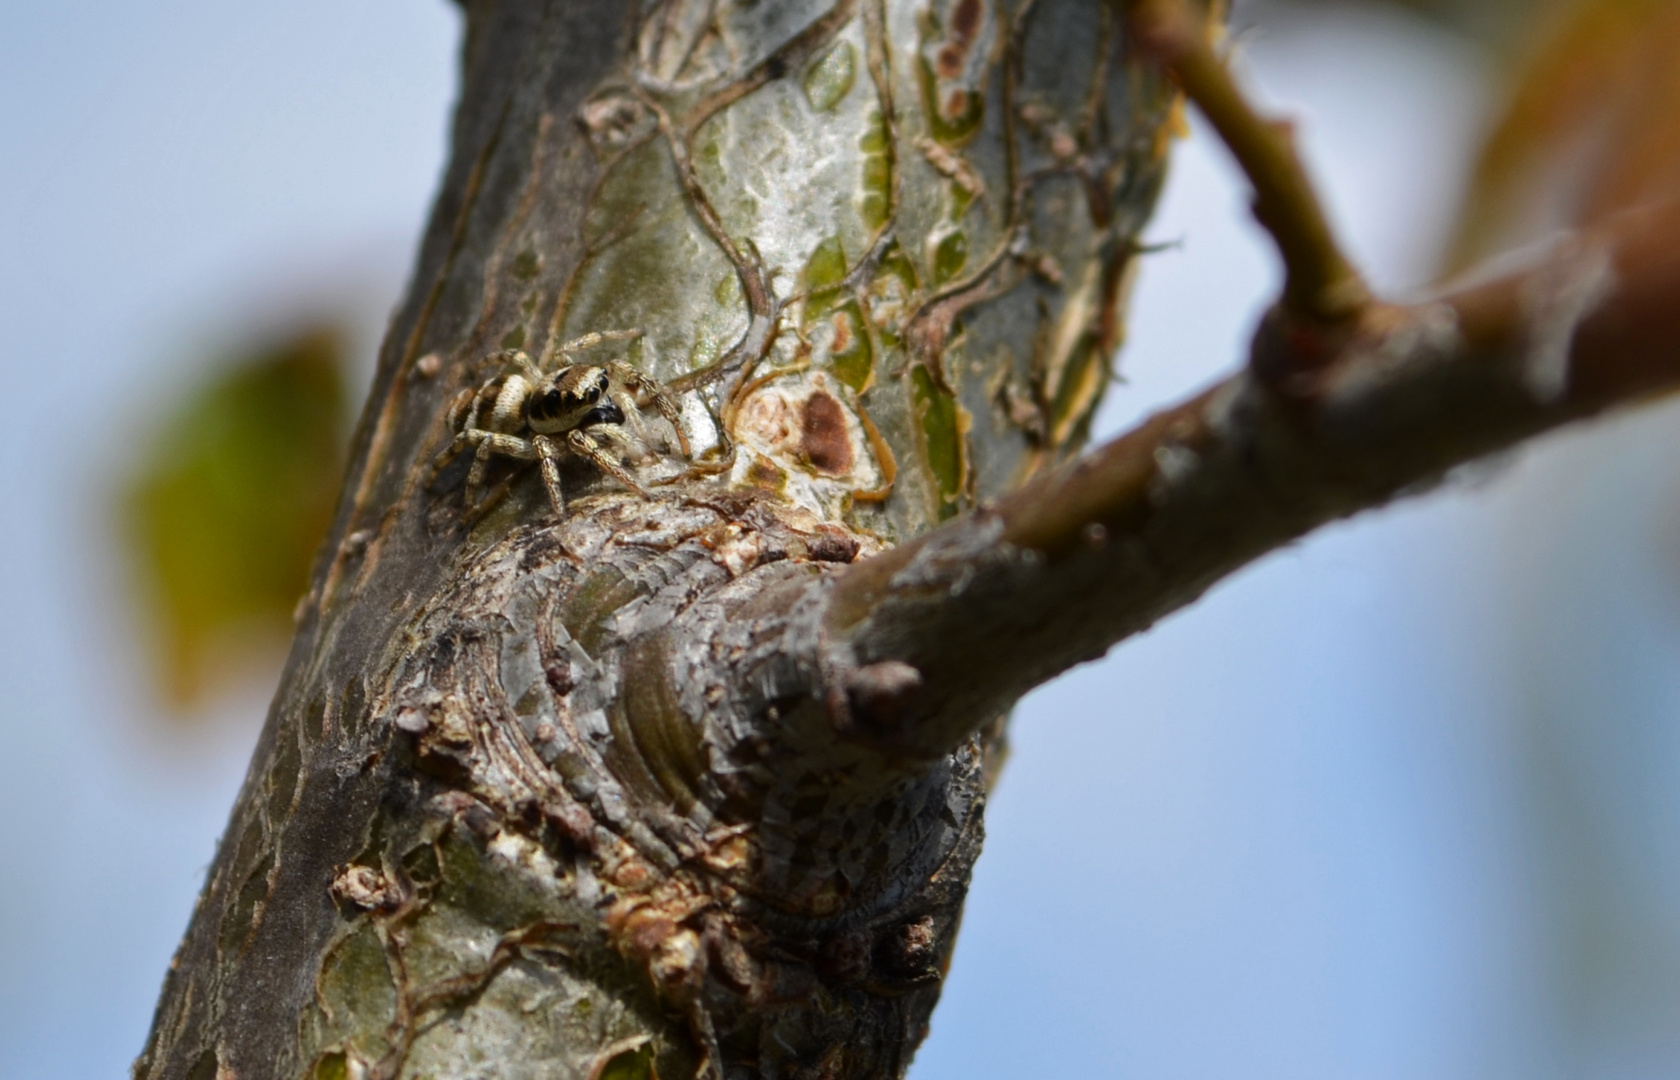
[123,325,349,710]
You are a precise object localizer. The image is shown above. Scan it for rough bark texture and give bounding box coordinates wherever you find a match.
[135,2,1179,1078]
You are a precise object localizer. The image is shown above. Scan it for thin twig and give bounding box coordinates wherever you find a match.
[1122,0,1370,326]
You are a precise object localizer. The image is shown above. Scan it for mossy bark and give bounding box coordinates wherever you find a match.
[135,2,1181,1078]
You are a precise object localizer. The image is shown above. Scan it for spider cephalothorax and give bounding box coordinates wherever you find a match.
[432,330,692,518]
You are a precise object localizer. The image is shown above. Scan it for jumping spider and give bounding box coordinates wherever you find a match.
[432,330,692,518]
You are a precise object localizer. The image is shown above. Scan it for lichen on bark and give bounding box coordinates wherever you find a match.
[134,2,1184,1078]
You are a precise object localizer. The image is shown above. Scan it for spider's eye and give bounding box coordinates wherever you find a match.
[587,383,603,403]
[545,388,563,409]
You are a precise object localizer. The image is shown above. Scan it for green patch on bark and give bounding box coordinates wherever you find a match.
[309,1050,351,1080]
[688,327,721,371]
[917,56,985,146]
[434,828,559,933]
[802,235,850,317]
[932,229,968,285]
[403,841,442,888]
[560,565,644,656]
[803,42,856,112]
[911,365,968,517]
[186,1047,219,1080]
[315,923,397,1053]
[950,180,977,221]
[1048,333,1105,446]
[827,304,875,391]
[745,453,790,495]
[802,237,874,391]
[859,110,894,230]
[595,1040,657,1080]
[866,239,921,347]
[512,249,542,281]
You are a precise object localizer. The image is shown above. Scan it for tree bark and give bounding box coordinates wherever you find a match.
[135,2,1680,1079]
[135,2,1179,1078]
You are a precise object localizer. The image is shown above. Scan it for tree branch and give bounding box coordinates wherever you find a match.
[1125,0,1370,325]
[136,3,1184,1077]
[796,2,1680,767]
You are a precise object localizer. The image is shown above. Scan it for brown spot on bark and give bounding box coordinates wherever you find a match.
[951,0,983,42]
[936,0,985,78]
[805,530,860,563]
[746,455,787,492]
[844,660,923,732]
[830,310,854,353]
[545,663,574,697]
[801,392,854,475]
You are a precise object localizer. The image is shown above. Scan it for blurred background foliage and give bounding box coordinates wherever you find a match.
[1265,0,1680,265]
[121,325,349,710]
[1442,0,1680,267]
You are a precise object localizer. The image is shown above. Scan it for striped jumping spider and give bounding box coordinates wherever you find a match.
[432,330,692,518]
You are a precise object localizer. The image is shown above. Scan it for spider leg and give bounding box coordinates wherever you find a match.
[684,420,736,477]
[461,473,517,527]
[531,434,567,517]
[601,387,654,456]
[566,428,648,496]
[481,348,543,383]
[607,360,692,458]
[433,383,502,472]
[463,433,495,511]
[465,431,538,511]
[433,406,477,475]
[552,328,642,355]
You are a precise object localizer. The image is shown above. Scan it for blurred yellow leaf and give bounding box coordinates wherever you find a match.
[123,326,348,711]
[1447,0,1680,269]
